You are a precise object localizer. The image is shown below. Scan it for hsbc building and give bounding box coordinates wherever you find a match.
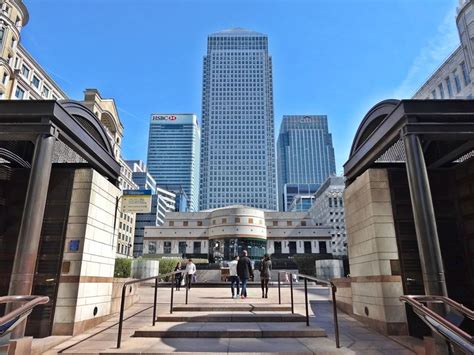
[147,113,201,211]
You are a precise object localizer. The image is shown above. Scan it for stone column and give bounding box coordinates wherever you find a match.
[8,134,55,338]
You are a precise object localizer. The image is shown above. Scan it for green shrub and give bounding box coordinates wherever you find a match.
[114,258,132,278]
[158,257,183,277]
[293,255,319,277]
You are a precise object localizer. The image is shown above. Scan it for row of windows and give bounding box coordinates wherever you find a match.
[167,218,308,227]
[428,61,471,99]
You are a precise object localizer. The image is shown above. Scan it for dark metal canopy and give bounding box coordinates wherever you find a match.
[344,99,474,185]
[0,100,120,184]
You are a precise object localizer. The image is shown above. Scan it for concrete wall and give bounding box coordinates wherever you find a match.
[110,278,140,314]
[53,169,120,335]
[344,169,407,335]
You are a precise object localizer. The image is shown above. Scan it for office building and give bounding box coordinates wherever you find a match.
[277,115,336,211]
[199,28,277,211]
[143,205,331,261]
[147,113,200,212]
[413,0,474,99]
[308,176,347,256]
[0,1,65,101]
[289,194,316,212]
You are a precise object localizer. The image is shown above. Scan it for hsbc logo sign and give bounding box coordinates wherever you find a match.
[151,115,177,121]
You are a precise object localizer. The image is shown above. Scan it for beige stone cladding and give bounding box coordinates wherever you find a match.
[53,168,120,335]
[344,169,407,335]
[143,206,331,255]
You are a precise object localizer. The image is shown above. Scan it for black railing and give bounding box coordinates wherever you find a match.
[116,270,186,349]
[0,295,49,337]
[276,271,340,348]
[400,295,474,354]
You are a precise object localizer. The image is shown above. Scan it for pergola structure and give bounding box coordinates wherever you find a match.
[0,100,120,336]
[345,99,474,306]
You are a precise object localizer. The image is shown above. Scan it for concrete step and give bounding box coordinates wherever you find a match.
[172,304,292,312]
[133,322,326,338]
[99,337,351,354]
[157,312,305,322]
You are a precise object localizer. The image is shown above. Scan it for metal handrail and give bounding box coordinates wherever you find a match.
[297,274,339,348]
[276,272,340,348]
[400,295,474,354]
[116,270,186,348]
[0,295,49,336]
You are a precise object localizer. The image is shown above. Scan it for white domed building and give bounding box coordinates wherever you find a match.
[143,205,332,262]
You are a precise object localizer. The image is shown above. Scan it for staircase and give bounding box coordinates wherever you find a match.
[101,302,350,354]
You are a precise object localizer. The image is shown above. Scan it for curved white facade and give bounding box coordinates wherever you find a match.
[143,205,331,260]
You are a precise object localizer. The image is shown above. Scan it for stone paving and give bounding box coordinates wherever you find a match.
[36,284,415,354]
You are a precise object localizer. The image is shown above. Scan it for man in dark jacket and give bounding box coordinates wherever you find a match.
[237,250,253,298]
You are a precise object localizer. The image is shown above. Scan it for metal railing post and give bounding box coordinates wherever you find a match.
[331,285,340,348]
[290,273,294,314]
[278,272,281,305]
[116,285,127,348]
[185,275,189,305]
[152,278,158,326]
[170,274,175,314]
[304,278,309,326]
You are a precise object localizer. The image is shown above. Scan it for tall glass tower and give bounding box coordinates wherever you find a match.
[277,115,336,211]
[200,28,277,211]
[147,114,200,211]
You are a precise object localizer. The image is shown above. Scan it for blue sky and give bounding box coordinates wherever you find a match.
[23,0,458,173]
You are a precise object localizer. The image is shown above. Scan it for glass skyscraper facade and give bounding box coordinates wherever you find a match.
[277,115,336,211]
[147,114,200,212]
[200,28,277,211]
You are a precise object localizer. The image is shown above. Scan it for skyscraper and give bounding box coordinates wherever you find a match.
[277,115,336,211]
[146,114,200,211]
[200,28,277,211]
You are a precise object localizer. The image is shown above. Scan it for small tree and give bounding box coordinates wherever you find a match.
[114,258,132,278]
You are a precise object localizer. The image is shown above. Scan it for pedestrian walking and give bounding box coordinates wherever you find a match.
[174,262,183,291]
[228,255,240,298]
[237,250,253,299]
[259,254,272,298]
[185,258,196,289]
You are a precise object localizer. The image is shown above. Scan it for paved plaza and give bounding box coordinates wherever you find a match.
[33,284,415,354]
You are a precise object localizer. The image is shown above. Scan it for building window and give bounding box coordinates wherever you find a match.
[445,77,453,97]
[32,75,40,88]
[453,70,462,93]
[438,83,444,99]
[163,241,172,254]
[179,241,187,255]
[272,221,278,226]
[301,221,306,226]
[197,221,203,226]
[193,241,201,254]
[183,221,188,226]
[431,89,437,99]
[461,61,471,85]
[248,218,253,224]
[2,72,7,85]
[21,65,30,79]
[15,86,24,99]
[0,27,4,47]
[287,221,292,226]
[212,219,216,225]
[169,221,174,226]
[222,218,227,224]
[235,217,240,223]
[319,241,327,254]
[149,241,156,254]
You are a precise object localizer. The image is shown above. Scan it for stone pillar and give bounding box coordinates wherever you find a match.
[8,134,55,338]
